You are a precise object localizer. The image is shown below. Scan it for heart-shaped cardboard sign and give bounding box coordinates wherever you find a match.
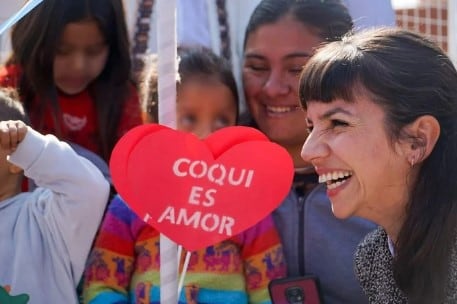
[110,125,294,251]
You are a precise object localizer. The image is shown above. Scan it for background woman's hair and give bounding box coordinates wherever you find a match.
[10,0,132,160]
[243,0,353,48]
[299,27,457,303]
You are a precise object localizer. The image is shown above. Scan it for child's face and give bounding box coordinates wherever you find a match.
[53,20,109,95]
[177,80,237,139]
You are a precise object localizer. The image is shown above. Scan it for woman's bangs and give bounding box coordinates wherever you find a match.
[299,46,361,108]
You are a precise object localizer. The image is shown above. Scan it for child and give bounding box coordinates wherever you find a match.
[141,47,239,135]
[0,88,110,303]
[83,47,286,304]
[0,0,142,162]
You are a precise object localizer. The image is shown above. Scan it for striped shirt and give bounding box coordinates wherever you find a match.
[83,195,286,304]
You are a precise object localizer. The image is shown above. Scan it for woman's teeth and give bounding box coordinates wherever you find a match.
[266,105,299,113]
[319,171,353,190]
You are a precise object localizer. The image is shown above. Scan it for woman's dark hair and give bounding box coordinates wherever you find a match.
[9,0,132,160]
[244,0,353,48]
[299,27,457,302]
[142,47,239,123]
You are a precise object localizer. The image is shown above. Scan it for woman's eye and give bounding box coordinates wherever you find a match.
[245,63,269,72]
[330,119,349,128]
[251,66,268,72]
[289,67,303,75]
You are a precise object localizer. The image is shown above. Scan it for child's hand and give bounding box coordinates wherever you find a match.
[0,120,28,153]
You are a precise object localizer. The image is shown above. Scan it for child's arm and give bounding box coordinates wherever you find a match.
[83,196,137,304]
[3,120,110,285]
[239,215,287,304]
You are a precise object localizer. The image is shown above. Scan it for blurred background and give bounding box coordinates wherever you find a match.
[1,0,455,67]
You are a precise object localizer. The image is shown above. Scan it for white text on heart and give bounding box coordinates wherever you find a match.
[172,158,255,187]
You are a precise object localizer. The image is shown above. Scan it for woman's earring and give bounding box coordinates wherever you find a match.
[409,156,416,167]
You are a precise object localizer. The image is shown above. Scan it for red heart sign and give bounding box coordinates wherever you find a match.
[110,125,294,251]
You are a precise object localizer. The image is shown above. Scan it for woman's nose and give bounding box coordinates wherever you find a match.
[263,70,290,97]
[301,130,328,164]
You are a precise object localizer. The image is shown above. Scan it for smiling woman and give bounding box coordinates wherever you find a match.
[241,1,378,304]
[299,27,457,303]
[302,97,410,221]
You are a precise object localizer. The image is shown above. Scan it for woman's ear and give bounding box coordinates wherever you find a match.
[403,115,440,165]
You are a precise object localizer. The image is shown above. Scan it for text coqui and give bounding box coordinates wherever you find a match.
[172,158,255,187]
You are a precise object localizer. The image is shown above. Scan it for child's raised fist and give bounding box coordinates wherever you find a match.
[0,120,28,153]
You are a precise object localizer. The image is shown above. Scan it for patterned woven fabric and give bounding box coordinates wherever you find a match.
[132,0,232,77]
[132,0,155,80]
[215,0,231,62]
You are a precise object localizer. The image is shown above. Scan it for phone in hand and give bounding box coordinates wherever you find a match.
[268,276,322,304]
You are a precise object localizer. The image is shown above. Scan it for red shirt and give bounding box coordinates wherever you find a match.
[0,65,143,157]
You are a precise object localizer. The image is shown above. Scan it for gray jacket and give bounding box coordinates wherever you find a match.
[273,183,376,304]
[355,227,457,303]
[0,128,109,304]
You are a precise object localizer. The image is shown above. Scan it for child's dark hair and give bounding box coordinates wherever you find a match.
[9,0,132,160]
[178,47,239,119]
[0,88,29,124]
[141,47,239,123]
